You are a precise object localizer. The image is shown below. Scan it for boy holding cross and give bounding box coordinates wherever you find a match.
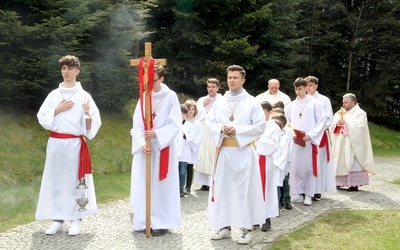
[130,65,182,237]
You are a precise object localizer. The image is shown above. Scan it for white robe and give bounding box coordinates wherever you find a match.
[130,83,182,230]
[36,82,101,221]
[194,94,222,185]
[330,104,375,176]
[273,131,290,186]
[283,126,293,175]
[206,89,266,229]
[179,118,202,164]
[286,96,326,197]
[255,90,292,108]
[309,92,336,193]
[256,120,281,219]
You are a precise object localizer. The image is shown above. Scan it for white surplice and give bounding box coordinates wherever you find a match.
[179,118,202,164]
[256,120,281,219]
[309,92,336,193]
[194,94,222,186]
[330,104,375,178]
[206,89,266,229]
[273,131,290,187]
[286,96,326,197]
[130,83,182,230]
[36,82,101,221]
[255,90,292,108]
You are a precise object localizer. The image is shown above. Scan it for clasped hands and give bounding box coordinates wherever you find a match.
[221,125,235,136]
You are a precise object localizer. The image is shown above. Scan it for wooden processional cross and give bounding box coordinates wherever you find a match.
[130,42,167,238]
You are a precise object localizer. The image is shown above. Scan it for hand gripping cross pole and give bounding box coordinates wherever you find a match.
[130,42,167,238]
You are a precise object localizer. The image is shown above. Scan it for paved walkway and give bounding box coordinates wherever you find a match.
[1,157,399,250]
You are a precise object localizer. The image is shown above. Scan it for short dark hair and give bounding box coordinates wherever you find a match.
[227,65,246,79]
[305,75,319,84]
[155,65,165,78]
[180,104,188,114]
[272,107,285,115]
[59,55,80,69]
[293,77,307,88]
[207,78,220,87]
[271,114,287,128]
[272,101,285,109]
[261,101,273,112]
[274,119,283,130]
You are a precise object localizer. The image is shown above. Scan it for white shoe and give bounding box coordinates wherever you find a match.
[237,229,252,245]
[45,221,63,235]
[211,227,231,240]
[291,194,304,203]
[68,220,81,236]
[304,195,312,206]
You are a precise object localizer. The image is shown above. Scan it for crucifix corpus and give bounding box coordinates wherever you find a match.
[130,42,167,238]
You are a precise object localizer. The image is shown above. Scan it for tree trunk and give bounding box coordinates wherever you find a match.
[346,50,353,92]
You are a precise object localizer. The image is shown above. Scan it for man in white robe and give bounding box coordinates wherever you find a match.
[330,93,375,191]
[130,66,182,237]
[36,55,101,236]
[306,76,337,200]
[206,65,266,245]
[255,79,292,108]
[194,78,222,190]
[286,77,326,206]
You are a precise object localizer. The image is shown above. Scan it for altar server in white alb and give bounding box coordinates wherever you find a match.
[36,55,101,236]
[180,99,203,194]
[206,65,266,245]
[130,65,182,237]
[194,78,222,191]
[285,77,325,206]
[256,101,281,232]
[330,93,375,191]
[305,76,337,200]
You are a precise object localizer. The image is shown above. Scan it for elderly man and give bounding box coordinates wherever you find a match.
[330,93,375,191]
[255,79,291,107]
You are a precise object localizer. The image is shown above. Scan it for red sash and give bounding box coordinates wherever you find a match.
[333,125,341,134]
[319,132,330,163]
[49,131,92,179]
[259,155,267,201]
[312,144,318,177]
[159,146,169,180]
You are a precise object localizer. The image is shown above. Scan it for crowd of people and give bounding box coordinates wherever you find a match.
[35,56,375,245]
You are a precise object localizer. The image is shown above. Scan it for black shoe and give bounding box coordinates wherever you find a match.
[185,187,191,194]
[347,186,359,192]
[285,202,293,210]
[142,228,153,234]
[200,185,210,191]
[313,194,321,201]
[180,191,184,197]
[261,218,271,232]
[152,229,168,237]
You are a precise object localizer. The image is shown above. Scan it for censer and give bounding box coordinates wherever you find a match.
[75,178,88,211]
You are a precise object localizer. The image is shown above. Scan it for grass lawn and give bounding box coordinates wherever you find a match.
[0,172,131,232]
[270,209,400,249]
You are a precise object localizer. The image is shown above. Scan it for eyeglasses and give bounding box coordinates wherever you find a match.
[153,78,160,82]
